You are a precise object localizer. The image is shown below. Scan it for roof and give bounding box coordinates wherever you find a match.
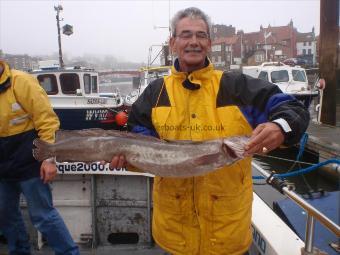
[296,32,315,42]
[212,35,238,45]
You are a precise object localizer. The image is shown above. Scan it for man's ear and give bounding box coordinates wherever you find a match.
[207,39,212,53]
[169,37,176,54]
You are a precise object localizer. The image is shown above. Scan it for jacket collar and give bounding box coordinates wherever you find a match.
[171,58,214,90]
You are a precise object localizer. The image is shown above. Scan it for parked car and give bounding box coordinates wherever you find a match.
[283,58,307,66]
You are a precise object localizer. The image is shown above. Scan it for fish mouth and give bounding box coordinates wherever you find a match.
[222,143,237,159]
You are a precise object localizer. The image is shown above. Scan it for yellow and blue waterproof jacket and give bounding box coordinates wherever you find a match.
[0,61,59,180]
[128,59,309,255]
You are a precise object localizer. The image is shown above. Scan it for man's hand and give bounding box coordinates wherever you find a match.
[100,155,127,169]
[110,155,127,169]
[244,122,285,156]
[40,160,57,183]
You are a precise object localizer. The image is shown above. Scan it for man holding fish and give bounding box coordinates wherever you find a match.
[109,7,309,255]
[30,6,309,255]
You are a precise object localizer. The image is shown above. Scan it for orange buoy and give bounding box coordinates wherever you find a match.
[115,111,128,126]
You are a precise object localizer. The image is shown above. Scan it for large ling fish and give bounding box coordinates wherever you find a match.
[33,129,249,177]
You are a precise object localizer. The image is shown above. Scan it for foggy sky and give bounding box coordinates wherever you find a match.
[0,0,320,63]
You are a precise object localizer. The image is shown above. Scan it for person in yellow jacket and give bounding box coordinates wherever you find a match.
[109,7,309,255]
[0,60,80,255]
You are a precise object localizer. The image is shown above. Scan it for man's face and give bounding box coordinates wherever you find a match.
[170,17,211,73]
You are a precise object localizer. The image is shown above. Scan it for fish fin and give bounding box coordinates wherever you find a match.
[56,129,107,141]
[56,128,162,142]
[193,153,221,166]
[222,144,238,159]
[32,139,53,161]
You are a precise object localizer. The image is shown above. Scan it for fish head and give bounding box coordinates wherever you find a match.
[222,136,249,159]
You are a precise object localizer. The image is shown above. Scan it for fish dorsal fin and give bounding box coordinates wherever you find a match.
[56,128,163,143]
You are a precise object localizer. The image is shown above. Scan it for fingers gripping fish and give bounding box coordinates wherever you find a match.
[32,129,249,177]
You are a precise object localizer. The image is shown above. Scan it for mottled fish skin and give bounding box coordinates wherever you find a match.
[33,129,250,177]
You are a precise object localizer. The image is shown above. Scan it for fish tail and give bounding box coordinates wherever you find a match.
[32,139,54,161]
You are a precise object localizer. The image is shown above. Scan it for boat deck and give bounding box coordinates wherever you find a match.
[306,121,340,159]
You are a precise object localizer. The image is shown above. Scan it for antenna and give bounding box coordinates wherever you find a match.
[151,0,172,66]
[55,5,64,68]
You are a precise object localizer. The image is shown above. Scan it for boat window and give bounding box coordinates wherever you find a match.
[292,70,307,82]
[258,71,269,81]
[84,74,91,94]
[60,73,80,94]
[37,74,58,95]
[91,76,98,93]
[271,70,289,83]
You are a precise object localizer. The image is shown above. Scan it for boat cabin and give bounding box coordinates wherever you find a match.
[30,65,124,130]
[32,66,100,97]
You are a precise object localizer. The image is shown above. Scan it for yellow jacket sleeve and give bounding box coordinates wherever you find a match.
[12,71,60,143]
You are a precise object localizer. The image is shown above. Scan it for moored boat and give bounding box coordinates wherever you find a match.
[242,62,319,108]
[124,66,171,108]
[30,63,126,130]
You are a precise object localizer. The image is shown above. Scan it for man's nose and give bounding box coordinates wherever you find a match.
[189,35,199,44]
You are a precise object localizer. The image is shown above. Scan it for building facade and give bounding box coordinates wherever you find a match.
[0,51,39,71]
[296,29,317,66]
[210,20,317,69]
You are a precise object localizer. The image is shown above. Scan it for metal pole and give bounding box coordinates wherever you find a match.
[265,30,268,61]
[240,33,243,63]
[281,186,340,236]
[304,214,315,253]
[91,175,97,248]
[55,6,64,68]
[146,177,152,245]
[252,162,340,237]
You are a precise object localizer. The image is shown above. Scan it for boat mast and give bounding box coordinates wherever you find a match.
[55,5,64,68]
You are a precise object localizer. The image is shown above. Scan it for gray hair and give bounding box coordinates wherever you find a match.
[171,7,212,38]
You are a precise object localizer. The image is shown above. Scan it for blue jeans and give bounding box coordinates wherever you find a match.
[0,177,79,255]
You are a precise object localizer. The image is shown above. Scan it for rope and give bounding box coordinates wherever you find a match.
[296,133,309,161]
[252,158,340,180]
[254,154,315,165]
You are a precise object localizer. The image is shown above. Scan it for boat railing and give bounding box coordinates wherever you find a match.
[252,162,340,254]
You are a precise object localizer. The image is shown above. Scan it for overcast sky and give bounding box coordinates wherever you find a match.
[0,0,320,63]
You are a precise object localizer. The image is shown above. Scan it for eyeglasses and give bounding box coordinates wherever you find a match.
[176,30,209,40]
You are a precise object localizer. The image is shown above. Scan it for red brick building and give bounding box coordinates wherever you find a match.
[210,20,304,69]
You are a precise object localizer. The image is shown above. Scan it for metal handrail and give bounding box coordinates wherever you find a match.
[252,162,340,253]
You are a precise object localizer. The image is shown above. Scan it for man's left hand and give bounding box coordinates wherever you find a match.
[40,160,57,183]
[244,122,285,156]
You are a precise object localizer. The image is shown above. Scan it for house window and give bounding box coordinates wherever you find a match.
[309,41,312,46]
[212,45,221,52]
[37,74,58,95]
[303,49,306,55]
[303,42,306,46]
[308,49,312,55]
[255,54,264,62]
